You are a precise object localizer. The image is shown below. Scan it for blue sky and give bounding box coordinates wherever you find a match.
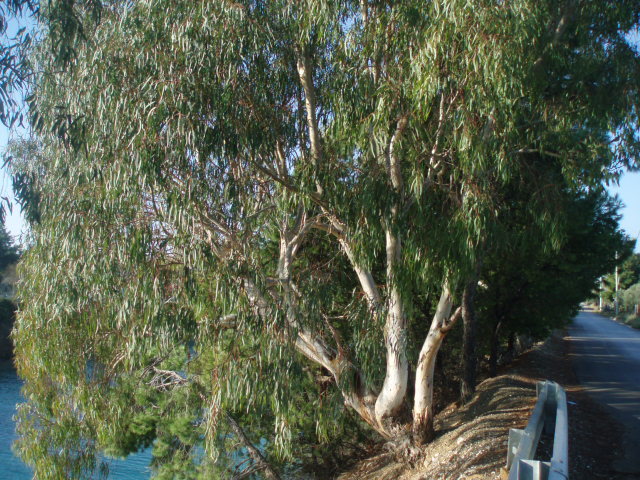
[608,171,640,251]
[0,123,27,243]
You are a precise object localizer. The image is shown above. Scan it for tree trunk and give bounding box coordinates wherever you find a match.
[374,228,408,424]
[374,287,408,424]
[374,115,409,425]
[412,326,444,444]
[460,275,479,403]
[412,283,459,445]
[489,320,501,377]
[506,330,516,359]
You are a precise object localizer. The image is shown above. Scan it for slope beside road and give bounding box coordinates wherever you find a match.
[337,327,626,480]
[567,310,640,477]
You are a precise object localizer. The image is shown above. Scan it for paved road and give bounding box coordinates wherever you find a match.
[567,310,640,475]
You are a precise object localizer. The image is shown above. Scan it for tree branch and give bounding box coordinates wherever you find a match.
[441,306,462,332]
[226,412,281,480]
[296,46,324,195]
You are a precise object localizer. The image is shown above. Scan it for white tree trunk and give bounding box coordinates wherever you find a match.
[374,115,410,424]
[412,282,454,444]
[374,228,408,423]
[339,238,381,308]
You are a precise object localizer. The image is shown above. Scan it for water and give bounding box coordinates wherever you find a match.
[0,361,310,479]
[0,360,152,479]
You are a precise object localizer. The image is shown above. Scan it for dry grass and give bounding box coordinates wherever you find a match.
[337,375,538,480]
[336,332,628,480]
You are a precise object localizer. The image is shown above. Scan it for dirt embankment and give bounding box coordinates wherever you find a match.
[337,332,628,480]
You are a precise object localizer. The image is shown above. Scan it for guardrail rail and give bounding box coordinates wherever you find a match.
[506,380,568,480]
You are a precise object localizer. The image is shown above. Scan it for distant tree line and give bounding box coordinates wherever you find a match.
[598,252,640,318]
[0,222,20,359]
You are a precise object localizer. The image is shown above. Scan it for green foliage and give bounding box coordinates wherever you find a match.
[478,190,629,346]
[0,222,19,359]
[4,136,44,224]
[10,0,640,477]
[622,282,640,311]
[0,297,17,359]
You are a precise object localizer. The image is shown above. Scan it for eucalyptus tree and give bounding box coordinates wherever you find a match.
[12,0,640,477]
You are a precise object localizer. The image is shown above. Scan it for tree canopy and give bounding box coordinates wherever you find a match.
[477,190,630,350]
[10,1,640,478]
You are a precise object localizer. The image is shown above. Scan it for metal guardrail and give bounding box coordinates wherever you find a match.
[506,380,569,480]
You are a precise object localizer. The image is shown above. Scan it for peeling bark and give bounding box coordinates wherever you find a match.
[412,282,461,445]
[375,116,409,423]
[374,228,408,423]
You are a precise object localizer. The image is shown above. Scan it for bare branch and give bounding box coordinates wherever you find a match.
[388,114,408,190]
[147,367,188,391]
[441,306,462,333]
[226,412,281,480]
[311,216,382,309]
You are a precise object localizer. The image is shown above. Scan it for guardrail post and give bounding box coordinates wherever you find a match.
[516,460,550,480]
[507,429,526,469]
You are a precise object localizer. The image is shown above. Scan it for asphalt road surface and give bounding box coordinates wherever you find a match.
[567,310,640,475]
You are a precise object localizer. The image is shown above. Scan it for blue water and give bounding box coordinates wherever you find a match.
[0,360,152,479]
